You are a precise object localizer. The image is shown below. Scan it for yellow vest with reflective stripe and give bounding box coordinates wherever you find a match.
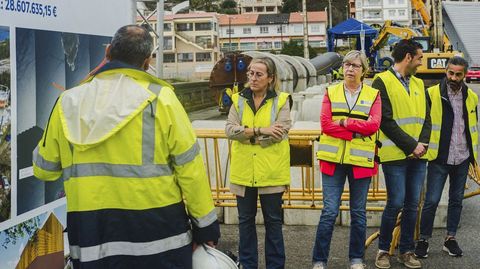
[316,82,379,168]
[427,84,478,161]
[229,92,291,187]
[375,71,427,162]
[33,68,218,263]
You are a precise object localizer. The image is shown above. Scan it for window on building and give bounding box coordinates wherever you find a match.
[399,9,406,16]
[274,41,282,49]
[255,6,265,12]
[164,53,175,63]
[356,0,362,8]
[389,0,395,5]
[257,41,272,50]
[164,23,172,31]
[176,23,193,31]
[226,28,234,35]
[240,42,256,50]
[195,36,212,48]
[178,53,193,62]
[195,22,212,31]
[243,27,252,34]
[310,24,320,33]
[294,24,303,33]
[277,25,285,33]
[196,52,212,62]
[389,10,396,16]
[366,10,381,19]
[266,6,275,12]
[163,36,173,50]
[260,26,269,34]
[309,41,321,48]
[398,0,405,4]
[245,7,253,12]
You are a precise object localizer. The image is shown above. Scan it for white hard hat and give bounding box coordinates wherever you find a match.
[192,244,239,269]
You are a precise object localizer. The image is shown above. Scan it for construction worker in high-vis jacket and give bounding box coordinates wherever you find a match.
[32,25,220,269]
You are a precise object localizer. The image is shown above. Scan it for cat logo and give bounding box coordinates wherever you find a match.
[427,58,449,69]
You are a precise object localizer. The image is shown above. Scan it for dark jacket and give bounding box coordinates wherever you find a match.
[428,78,478,165]
[372,68,432,164]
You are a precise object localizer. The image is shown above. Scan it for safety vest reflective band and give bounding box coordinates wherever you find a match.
[316,82,379,168]
[70,230,192,263]
[375,71,427,162]
[33,69,218,267]
[426,84,478,161]
[230,91,291,187]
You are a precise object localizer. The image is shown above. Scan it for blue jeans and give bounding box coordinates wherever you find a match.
[237,187,285,269]
[312,164,371,265]
[379,159,426,254]
[420,159,469,239]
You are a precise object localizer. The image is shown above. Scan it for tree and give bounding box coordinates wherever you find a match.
[1,217,40,249]
[282,0,301,13]
[190,0,219,12]
[219,0,238,14]
[280,40,317,59]
[0,40,9,60]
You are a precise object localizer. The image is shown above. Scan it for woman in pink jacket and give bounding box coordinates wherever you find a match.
[312,50,382,269]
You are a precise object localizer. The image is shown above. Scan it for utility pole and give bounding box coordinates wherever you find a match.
[156,0,164,78]
[328,0,332,29]
[302,0,309,59]
[228,16,232,52]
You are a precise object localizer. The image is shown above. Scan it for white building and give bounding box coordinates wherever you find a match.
[354,0,411,26]
[218,12,328,52]
[237,0,283,14]
[139,12,220,80]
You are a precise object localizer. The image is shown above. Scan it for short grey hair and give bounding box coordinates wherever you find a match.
[110,25,153,68]
[343,50,369,78]
[446,56,469,73]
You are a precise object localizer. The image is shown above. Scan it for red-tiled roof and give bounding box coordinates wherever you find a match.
[217,14,259,26]
[289,11,327,23]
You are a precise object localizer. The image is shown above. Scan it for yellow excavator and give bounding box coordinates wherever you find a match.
[370,0,460,86]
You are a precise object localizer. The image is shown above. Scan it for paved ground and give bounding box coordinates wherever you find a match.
[216,194,480,269]
[195,82,480,268]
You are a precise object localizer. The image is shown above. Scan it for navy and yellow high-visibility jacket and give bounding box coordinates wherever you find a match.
[32,61,220,269]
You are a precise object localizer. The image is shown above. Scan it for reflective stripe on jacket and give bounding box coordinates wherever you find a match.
[229,91,291,187]
[316,82,379,168]
[375,71,427,162]
[32,66,219,268]
[427,83,478,161]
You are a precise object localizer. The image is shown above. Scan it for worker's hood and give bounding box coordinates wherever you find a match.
[59,73,156,151]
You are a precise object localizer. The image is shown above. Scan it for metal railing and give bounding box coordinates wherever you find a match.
[196,128,480,210]
[196,127,480,252]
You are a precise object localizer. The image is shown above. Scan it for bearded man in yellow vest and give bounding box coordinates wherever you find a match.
[414,56,478,259]
[373,39,432,269]
[32,25,220,269]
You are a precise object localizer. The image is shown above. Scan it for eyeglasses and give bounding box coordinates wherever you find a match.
[247,70,267,79]
[343,62,362,70]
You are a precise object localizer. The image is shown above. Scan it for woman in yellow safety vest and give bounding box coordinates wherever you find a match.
[225,56,292,269]
[312,50,381,269]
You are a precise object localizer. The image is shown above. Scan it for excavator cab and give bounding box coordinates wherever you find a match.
[411,36,431,52]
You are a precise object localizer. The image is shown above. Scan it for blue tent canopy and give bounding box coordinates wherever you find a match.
[327,18,378,57]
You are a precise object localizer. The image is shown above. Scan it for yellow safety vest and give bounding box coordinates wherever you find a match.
[32,67,217,265]
[375,71,427,162]
[427,84,478,161]
[229,91,291,187]
[316,82,379,168]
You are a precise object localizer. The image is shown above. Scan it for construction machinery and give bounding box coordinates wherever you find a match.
[371,0,460,86]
